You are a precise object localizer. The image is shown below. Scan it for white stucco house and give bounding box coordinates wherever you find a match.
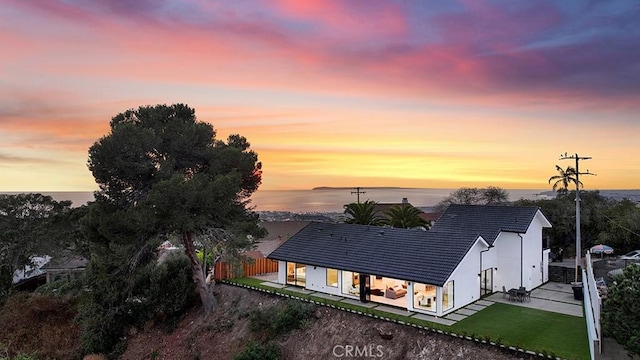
[268,205,552,316]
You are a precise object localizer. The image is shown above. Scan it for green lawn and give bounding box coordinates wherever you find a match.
[225,278,590,360]
[451,302,589,360]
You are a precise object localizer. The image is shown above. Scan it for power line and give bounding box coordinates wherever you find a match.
[351,187,366,204]
[559,152,595,282]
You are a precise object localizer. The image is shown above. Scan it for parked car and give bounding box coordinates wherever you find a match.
[619,250,640,260]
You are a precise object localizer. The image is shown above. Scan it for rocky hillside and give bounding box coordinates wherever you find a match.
[122,284,530,360]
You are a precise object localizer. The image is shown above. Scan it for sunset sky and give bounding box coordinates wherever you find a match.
[1,0,639,192]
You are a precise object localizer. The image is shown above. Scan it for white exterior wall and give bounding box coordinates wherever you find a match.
[521,213,547,289]
[482,246,499,292]
[304,265,344,296]
[494,212,549,290]
[277,260,286,284]
[444,238,493,316]
[494,232,522,290]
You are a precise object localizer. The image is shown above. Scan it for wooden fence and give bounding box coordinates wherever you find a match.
[214,258,278,280]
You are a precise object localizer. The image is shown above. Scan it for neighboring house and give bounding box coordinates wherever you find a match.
[255,221,311,256]
[268,205,551,317]
[41,255,88,283]
[12,255,51,290]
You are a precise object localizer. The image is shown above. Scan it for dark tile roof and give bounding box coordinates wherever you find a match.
[41,255,88,271]
[268,222,482,286]
[430,204,548,245]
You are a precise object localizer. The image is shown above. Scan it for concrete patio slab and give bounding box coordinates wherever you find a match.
[374,305,416,317]
[283,286,314,295]
[260,281,285,289]
[486,282,583,317]
[444,313,467,321]
[252,272,278,281]
[340,298,377,308]
[456,308,477,316]
[310,292,345,301]
[475,300,494,307]
[467,303,490,311]
[411,313,456,326]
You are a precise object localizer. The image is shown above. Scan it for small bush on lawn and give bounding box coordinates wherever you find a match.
[234,341,279,360]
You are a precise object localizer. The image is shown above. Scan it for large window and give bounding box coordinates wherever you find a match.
[327,268,338,287]
[341,271,360,296]
[413,282,437,312]
[442,281,454,311]
[286,262,306,287]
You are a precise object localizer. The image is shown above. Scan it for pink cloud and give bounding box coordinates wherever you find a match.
[270,0,407,40]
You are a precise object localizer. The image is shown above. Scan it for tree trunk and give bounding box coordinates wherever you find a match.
[182,231,217,313]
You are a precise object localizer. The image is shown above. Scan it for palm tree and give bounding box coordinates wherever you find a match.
[548,165,583,195]
[342,200,384,225]
[384,205,429,230]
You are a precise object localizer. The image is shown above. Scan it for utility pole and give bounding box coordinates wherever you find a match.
[351,187,366,204]
[559,152,595,282]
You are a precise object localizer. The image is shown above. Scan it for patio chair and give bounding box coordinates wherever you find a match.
[508,289,517,302]
[502,286,508,299]
[524,290,532,302]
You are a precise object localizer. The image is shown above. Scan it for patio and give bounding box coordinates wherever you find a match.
[487,282,583,317]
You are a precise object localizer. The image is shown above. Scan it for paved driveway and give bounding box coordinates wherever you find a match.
[487,282,583,317]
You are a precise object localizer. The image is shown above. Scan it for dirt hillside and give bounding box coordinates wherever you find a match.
[121,284,530,360]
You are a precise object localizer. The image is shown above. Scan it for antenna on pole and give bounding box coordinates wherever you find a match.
[559,152,596,282]
[351,187,366,204]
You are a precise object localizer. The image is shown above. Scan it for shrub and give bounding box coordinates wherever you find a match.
[36,275,86,297]
[249,300,315,338]
[233,341,279,360]
[272,300,315,335]
[602,264,640,355]
[78,253,195,355]
[147,252,196,326]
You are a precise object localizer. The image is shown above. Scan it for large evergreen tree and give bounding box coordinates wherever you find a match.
[86,104,264,313]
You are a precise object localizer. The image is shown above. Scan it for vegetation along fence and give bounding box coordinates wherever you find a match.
[214,258,278,280]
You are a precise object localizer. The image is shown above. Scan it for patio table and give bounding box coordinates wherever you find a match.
[509,288,527,302]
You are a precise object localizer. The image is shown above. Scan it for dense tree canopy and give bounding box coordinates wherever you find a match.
[0,194,75,302]
[86,103,264,313]
[516,190,640,255]
[436,186,509,211]
[602,264,640,355]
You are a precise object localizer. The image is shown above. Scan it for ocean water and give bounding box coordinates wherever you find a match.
[4,188,638,213]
